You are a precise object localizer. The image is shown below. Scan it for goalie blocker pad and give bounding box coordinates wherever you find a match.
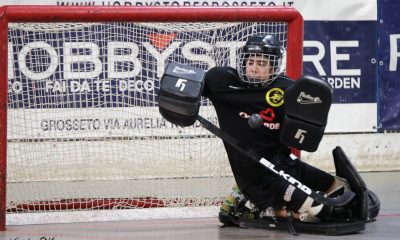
[158,63,206,126]
[333,146,380,221]
[280,75,333,152]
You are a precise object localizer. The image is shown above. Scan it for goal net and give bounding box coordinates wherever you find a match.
[0,6,303,228]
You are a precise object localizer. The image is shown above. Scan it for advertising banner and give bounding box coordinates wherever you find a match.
[1,0,379,133]
[377,0,400,131]
[303,21,377,132]
[0,0,378,21]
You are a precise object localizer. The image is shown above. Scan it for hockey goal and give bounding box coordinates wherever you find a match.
[0,5,303,230]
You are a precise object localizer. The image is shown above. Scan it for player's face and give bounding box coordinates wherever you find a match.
[245,55,272,81]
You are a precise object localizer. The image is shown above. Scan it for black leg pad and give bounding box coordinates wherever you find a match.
[333,146,369,221]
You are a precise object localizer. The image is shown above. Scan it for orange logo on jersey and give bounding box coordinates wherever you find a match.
[266,88,284,107]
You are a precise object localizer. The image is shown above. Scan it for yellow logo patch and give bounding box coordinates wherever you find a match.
[266,88,284,107]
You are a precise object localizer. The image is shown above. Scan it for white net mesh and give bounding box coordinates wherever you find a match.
[7,21,288,213]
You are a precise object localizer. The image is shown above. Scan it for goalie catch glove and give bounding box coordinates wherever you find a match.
[280,75,333,152]
[158,63,206,126]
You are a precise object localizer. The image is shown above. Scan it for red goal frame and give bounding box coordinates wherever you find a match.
[0,5,303,230]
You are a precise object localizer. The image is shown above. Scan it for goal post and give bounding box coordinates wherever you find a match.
[0,5,303,230]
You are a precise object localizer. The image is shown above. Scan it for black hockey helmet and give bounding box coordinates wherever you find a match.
[237,35,284,87]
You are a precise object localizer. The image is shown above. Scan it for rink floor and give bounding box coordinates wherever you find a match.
[1,171,399,240]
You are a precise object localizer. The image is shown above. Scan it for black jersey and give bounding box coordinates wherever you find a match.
[202,66,295,191]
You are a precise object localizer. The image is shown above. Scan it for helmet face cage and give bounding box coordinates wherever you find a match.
[237,52,282,88]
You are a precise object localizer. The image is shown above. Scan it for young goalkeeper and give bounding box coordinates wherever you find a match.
[201,34,350,223]
[158,34,379,231]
